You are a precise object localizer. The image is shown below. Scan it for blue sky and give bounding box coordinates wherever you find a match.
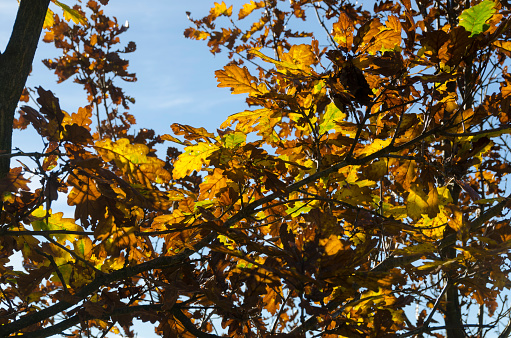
[1,1,248,157]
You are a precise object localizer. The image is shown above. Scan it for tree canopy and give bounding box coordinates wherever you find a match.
[2,0,511,337]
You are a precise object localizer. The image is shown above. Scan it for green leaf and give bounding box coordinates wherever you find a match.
[222,132,246,148]
[459,0,496,37]
[286,201,313,217]
[319,103,346,134]
[31,206,84,243]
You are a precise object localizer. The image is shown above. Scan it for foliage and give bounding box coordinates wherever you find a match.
[2,0,511,337]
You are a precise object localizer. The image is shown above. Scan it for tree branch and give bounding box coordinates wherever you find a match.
[0,0,50,177]
[0,234,214,337]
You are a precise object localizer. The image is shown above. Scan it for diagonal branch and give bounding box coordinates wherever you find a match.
[0,234,214,337]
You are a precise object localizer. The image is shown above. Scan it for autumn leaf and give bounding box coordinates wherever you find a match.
[319,102,347,134]
[31,206,84,243]
[44,8,55,29]
[54,0,87,24]
[332,13,355,49]
[74,237,93,259]
[262,285,281,315]
[251,45,316,75]
[173,142,219,179]
[215,64,259,95]
[238,1,265,20]
[221,131,246,148]
[209,1,233,20]
[320,235,347,255]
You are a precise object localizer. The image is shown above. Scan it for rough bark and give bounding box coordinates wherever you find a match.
[0,0,50,178]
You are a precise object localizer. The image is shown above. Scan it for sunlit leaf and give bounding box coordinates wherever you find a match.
[238,1,264,20]
[216,65,259,95]
[459,0,496,36]
[44,8,55,29]
[319,102,347,134]
[31,206,84,243]
[173,142,219,179]
[54,0,87,24]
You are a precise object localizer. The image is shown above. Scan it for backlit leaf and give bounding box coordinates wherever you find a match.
[238,1,264,20]
[210,1,232,19]
[31,206,84,243]
[215,65,259,95]
[54,0,87,24]
[319,102,347,134]
[332,13,355,49]
[459,0,496,36]
[173,142,219,179]
[44,8,55,29]
[222,132,246,148]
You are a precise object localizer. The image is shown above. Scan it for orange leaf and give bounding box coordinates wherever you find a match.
[332,13,354,49]
[238,1,265,20]
[215,65,259,95]
[210,1,233,19]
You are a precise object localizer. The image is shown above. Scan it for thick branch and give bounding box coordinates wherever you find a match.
[172,306,222,338]
[24,304,163,338]
[0,0,50,178]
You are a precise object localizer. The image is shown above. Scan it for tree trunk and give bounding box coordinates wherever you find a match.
[0,0,50,178]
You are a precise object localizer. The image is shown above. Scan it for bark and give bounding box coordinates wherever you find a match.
[0,0,50,178]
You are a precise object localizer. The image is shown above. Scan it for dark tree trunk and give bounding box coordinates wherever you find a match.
[0,0,50,178]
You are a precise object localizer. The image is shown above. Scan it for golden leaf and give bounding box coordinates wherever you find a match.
[332,13,354,49]
[173,143,219,179]
[215,65,259,95]
[238,1,264,20]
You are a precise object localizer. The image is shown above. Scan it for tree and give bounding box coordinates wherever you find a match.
[2,0,511,337]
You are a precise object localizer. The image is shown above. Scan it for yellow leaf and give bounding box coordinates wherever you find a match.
[44,8,55,29]
[280,44,317,72]
[173,143,219,179]
[406,186,429,220]
[416,209,449,239]
[493,40,511,52]
[365,16,402,54]
[320,235,347,255]
[199,168,228,201]
[210,1,233,19]
[147,210,189,232]
[357,138,391,157]
[31,206,84,243]
[74,237,93,259]
[215,65,259,95]
[251,46,315,75]
[262,285,281,315]
[95,138,171,185]
[238,1,264,20]
[54,0,87,25]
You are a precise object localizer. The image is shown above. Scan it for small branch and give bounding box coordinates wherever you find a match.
[440,124,511,137]
[0,230,94,236]
[313,3,339,50]
[172,306,222,338]
[34,248,69,294]
[0,151,59,159]
[397,324,494,338]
